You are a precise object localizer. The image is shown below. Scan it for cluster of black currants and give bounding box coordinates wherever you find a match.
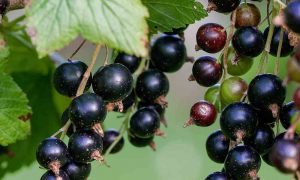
[182,0,300,179]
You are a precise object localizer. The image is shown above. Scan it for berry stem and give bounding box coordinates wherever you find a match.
[258,10,273,27]
[274,0,287,7]
[267,0,271,26]
[103,45,109,65]
[69,39,86,59]
[284,112,300,139]
[274,27,284,75]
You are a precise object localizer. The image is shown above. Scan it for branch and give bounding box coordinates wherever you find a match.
[1,0,28,14]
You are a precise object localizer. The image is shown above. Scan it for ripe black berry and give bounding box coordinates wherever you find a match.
[69,93,107,129]
[135,69,169,105]
[92,63,133,102]
[220,102,258,141]
[41,170,70,180]
[232,27,265,57]
[207,0,241,13]
[130,107,160,138]
[205,172,230,180]
[151,35,187,72]
[53,60,92,97]
[192,56,222,87]
[196,23,227,53]
[235,3,261,28]
[114,53,141,73]
[68,130,103,163]
[128,132,155,149]
[62,162,91,180]
[248,74,286,117]
[224,145,261,180]
[206,130,230,163]
[279,102,297,129]
[138,101,167,127]
[36,138,69,174]
[103,129,124,154]
[284,0,300,34]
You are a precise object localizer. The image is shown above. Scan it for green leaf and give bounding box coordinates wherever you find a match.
[0,72,31,146]
[26,0,149,58]
[142,0,208,34]
[0,33,10,67]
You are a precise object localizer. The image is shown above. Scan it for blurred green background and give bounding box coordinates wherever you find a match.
[1,1,298,180]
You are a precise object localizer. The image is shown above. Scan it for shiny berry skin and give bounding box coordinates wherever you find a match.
[220,102,258,141]
[263,26,293,57]
[128,133,154,148]
[192,56,223,87]
[196,23,227,53]
[41,170,70,180]
[135,69,169,102]
[208,0,241,13]
[137,101,165,117]
[244,125,275,154]
[206,130,230,163]
[279,102,297,129]
[36,138,69,172]
[114,53,141,73]
[204,84,222,112]
[220,76,248,106]
[150,35,186,72]
[232,27,265,57]
[53,60,92,97]
[92,63,133,102]
[188,101,217,127]
[248,74,286,113]
[130,107,160,138]
[114,90,136,112]
[235,3,261,28]
[103,129,124,154]
[62,162,91,180]
[270,139,300,173]
[205,172,230,180]
[284,0,300,34]
[293,87,300,109]
[69,93,107,129]
[68,130,103,163]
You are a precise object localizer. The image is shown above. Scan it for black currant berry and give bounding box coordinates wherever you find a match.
[135,69,169,105]
[103,129,124,154]
[130,107,160,138]
[244,125,275,154]
[138,101,167,127]
[36,138,69,174]
[151,35,186,72]
[61,108,75,137]
[68,130,103,163]
[62,162,91,180]
[206,130,230,163]
[114,52,141,73]
[270,139,300,173]
[248,74,286,117]
[41,170,70,180]
[53,60,92,97]
[92,63,133,102]
[284,0,300,34]
[205,172,230,180]
[263,26,293,57]
[232,27,265,57]
[114,90,136,112]
[192,56,222,87]
[69,93,107,129]
[220,102,258,141]
[279,102,297,129]
[196,23,227,53]
[235,3,261,28]
[294,87,300,109]
[224,145,261,180]
[207,0,241,13]
[128,132,155,149]
[256,108,276,125]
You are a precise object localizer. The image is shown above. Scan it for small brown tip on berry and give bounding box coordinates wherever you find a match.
[154,96,168,108]
[49,161,61,176]
[183,118,194,128]
[115,101,124,112]
[160,116,168,128]
[206,3,216,13]
[269,103,280,118]
[155,129,166,137]
[195,44,201,51]
[149,141,157,151]
[92,123,104,137]
[92,151,110,167]
[188,74,195,81]
[186,56,195,63]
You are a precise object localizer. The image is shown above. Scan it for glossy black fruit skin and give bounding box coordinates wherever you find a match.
[69,93,107,128]
[224,145,261,180]
[208,0,241,13]
[114,53,141,73]
[205,172,230,180]
[61,108,75,137]
[151,35,186,72]
[248,74,286,111]
[114,90,136,112]
[103,129,125,154]
[36,138,69,169]
[192,56,223,87]
[92,63,133,102]
[232,27,265,57]
[137,101,165,116]
[244,125,275,154]
[135,69,169,102]
[62,162,91,180]
[206,130,230,163]
[263,26,293,57]
[128,133,154,148]
[130,107,160,138]
[270,139,300,173]
[53,60,92,97]
[68,130,103,163]
[41,170,70,180]
[284,0,300,34]
[280,102,297,129]
[220,102,258,141]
